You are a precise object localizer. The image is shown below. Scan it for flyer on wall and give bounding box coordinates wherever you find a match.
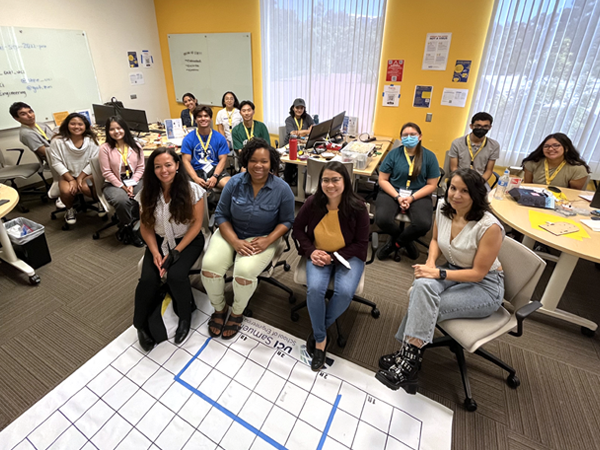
[453,60,471,82]
[413,85,433,108]
[422,33,452,71]
[382,85,401,107]
[441,88,469,107]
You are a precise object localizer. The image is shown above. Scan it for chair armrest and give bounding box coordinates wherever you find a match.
[509,300,542,337]
[437,167,445,187]
[367,232,379,265]
[282,230,291,253]
[490,171,500,189]
[7,148,25,165]
[208,214,215,230]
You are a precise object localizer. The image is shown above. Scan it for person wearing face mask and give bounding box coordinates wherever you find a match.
[180,93,198,128]
[216,91,243,150]
[449,112,500,185]
[375,122,440,261]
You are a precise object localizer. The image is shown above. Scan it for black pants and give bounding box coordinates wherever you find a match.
[133,233,204,330]
[375,192,433,246]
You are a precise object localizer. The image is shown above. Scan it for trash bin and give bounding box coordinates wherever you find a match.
[4,217,52,269]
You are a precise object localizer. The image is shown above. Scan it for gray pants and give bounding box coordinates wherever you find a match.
[103,182,142,226]
[395,264,504,345]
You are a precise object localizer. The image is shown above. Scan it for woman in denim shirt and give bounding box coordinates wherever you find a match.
[201,138,295,339]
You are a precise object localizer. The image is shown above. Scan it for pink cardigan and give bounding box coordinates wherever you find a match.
[98,142,145,188]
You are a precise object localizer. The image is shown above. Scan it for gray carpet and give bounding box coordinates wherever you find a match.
[1,195,600,450]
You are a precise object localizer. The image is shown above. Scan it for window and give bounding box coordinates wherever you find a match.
[470,0,600,178]
[260,0,387,136]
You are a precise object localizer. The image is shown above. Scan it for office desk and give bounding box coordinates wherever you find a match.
[0,184,38,284]
[281,137,393,202]
[489,184,600,334]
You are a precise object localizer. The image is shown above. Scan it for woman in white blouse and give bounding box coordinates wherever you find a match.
[376,168,505,395]
[216,91,243,150]
[134,147,205,351]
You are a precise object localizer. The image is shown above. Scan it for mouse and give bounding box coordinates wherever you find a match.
[547,186,562,193]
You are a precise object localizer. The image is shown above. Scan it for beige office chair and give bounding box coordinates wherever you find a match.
[277,126,287,148]
[291,233,381,348]
[424,237,546,411]
[89,156,120,240]
[0,148,49,212]
[305,158,354,196]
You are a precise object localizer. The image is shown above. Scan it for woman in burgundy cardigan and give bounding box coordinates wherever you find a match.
[293,161,370,371]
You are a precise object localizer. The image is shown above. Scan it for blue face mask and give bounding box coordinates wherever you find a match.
[402,136,419,148]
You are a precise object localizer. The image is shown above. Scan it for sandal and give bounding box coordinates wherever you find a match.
[208,309,228,338]
[222,314,244,340]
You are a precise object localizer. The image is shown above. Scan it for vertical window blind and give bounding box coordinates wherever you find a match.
[260,0,387,137]
[469,0,600,178]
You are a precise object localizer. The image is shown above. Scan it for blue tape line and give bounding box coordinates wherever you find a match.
[316,394,341,450]
[174,377,289,450]
[175,336,212,378]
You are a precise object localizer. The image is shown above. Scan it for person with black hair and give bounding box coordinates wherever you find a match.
[293,161,370,371]
[9,102,54,160]
[134,147,205,350]
[48,112,101,225]
[180,92,198,128]
[449,112,500,183]
[98,116,145,247]
[216,91,243,149]
[283,98,315,184]
[376,168,505,395]
[522,132,590,190]
[231,100,271,154]
[376,122,440,261]
[201,138,295,340]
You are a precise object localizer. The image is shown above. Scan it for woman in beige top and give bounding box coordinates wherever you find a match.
[522,133,590,190]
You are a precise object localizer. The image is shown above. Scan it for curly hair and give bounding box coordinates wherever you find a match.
[441,168,490,222]
[240,137,280,172]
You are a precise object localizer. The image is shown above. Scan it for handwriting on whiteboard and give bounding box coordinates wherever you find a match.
[0,43,48,51]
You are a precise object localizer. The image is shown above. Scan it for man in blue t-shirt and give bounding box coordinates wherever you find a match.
[181,106,231,189]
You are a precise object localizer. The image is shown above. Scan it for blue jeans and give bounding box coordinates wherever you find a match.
[306,257,364,343]
[394,264,504,344]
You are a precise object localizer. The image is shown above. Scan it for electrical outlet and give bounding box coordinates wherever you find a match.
[130,94,137,100]
[426,113,432,122]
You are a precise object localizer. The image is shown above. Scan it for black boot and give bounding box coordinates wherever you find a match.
[137,327,156,352]
[125,224,145,248]
[377,239,398,260]
[379,348,404,371]
[175,319,191,345]
[375,342,423,395]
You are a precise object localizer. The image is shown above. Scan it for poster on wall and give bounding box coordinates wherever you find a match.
[441,88,469,107]
[129,72,145,85]
[386,59,404,82]
[413,85,433,108]
[422,33,452,71]
[453,60,471,82]
[382,85,401,107]
[127,51,139,68]
[141,50,154,68]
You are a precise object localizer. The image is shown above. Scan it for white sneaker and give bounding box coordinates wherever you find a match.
[97,202,107,217]
[65,208,77,225]
[55,198,66,209]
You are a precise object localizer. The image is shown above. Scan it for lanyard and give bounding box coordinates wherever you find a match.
[189,110,194,126]
[294,117,303,131]
[196,129,213,158]
[544,159,566,184]
[466,135,486,166]
[404,148,415,189]
[34,124,48,140]
[227,109,234,129]
[118,145,131,177]
[244,121,254,140]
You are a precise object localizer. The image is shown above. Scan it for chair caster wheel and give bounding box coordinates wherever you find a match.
[29,275,41,285]
[291,312,300,322]
[92,233,99,240]
[62,223,70,231]
[243,307,253,318]
[581,326,595,337]
[289,295,296,304]
[337,336,347,348]
[283,263,291,272]
[371,308,380,319]
[506,374,520,389]
[464,398,477,412]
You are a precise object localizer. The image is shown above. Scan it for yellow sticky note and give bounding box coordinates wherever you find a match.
[421,92,431,99]
[528,210,590,241]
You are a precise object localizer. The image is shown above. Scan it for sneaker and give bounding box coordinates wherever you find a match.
[55,198,66,209]
[65,207,76,225]
[377,239,397,260]
[97,202,107,217]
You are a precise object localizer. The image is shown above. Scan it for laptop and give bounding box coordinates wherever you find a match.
[591,182,600,209]
[305,118,332,150]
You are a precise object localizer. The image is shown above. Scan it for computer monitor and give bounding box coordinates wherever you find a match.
[119,108,149,133]
[92,104,117,127]
[591,182,600,209]
[306,118,332,150]
[329,111,346,138]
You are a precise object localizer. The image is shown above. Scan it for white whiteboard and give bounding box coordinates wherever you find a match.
[0,26,101,131]
[168,33,253,106]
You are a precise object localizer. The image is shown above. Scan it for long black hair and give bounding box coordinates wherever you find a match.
[311,161,366,218]
[521,132,591,172]
[288,103,308,120]
[104,116,141,156]
[221,91,241,109]
[140,147,194,229]
[441,168,490,222]
[53,112,98,144]
[400,122,423,180]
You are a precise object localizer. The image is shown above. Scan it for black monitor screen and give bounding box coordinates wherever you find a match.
[92,104,117,127]
[329,111,346,136]
[591,182,600,209]
[306,119,332,149]
[119,108,149,133]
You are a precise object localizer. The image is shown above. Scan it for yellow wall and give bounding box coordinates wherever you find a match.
[372,0,495,161]
[153,0,263,122]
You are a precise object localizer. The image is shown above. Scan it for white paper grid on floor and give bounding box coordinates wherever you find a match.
[0,290,453,450]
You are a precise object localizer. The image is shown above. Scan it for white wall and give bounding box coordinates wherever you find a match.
[0,0,169,184]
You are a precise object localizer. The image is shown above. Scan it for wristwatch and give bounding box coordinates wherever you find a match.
[212,173,220,178]
[395,194,401,201]
[439,269,447,280]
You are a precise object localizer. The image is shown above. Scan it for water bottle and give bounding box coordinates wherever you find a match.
[494,169,510,200]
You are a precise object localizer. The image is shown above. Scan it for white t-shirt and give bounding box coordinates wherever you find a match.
[215,108,243,147]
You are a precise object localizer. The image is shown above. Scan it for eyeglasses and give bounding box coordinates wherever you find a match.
[473,126,491,130]
[401,133,419,137]
[321,177,343,185]
[543,143,562,150]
